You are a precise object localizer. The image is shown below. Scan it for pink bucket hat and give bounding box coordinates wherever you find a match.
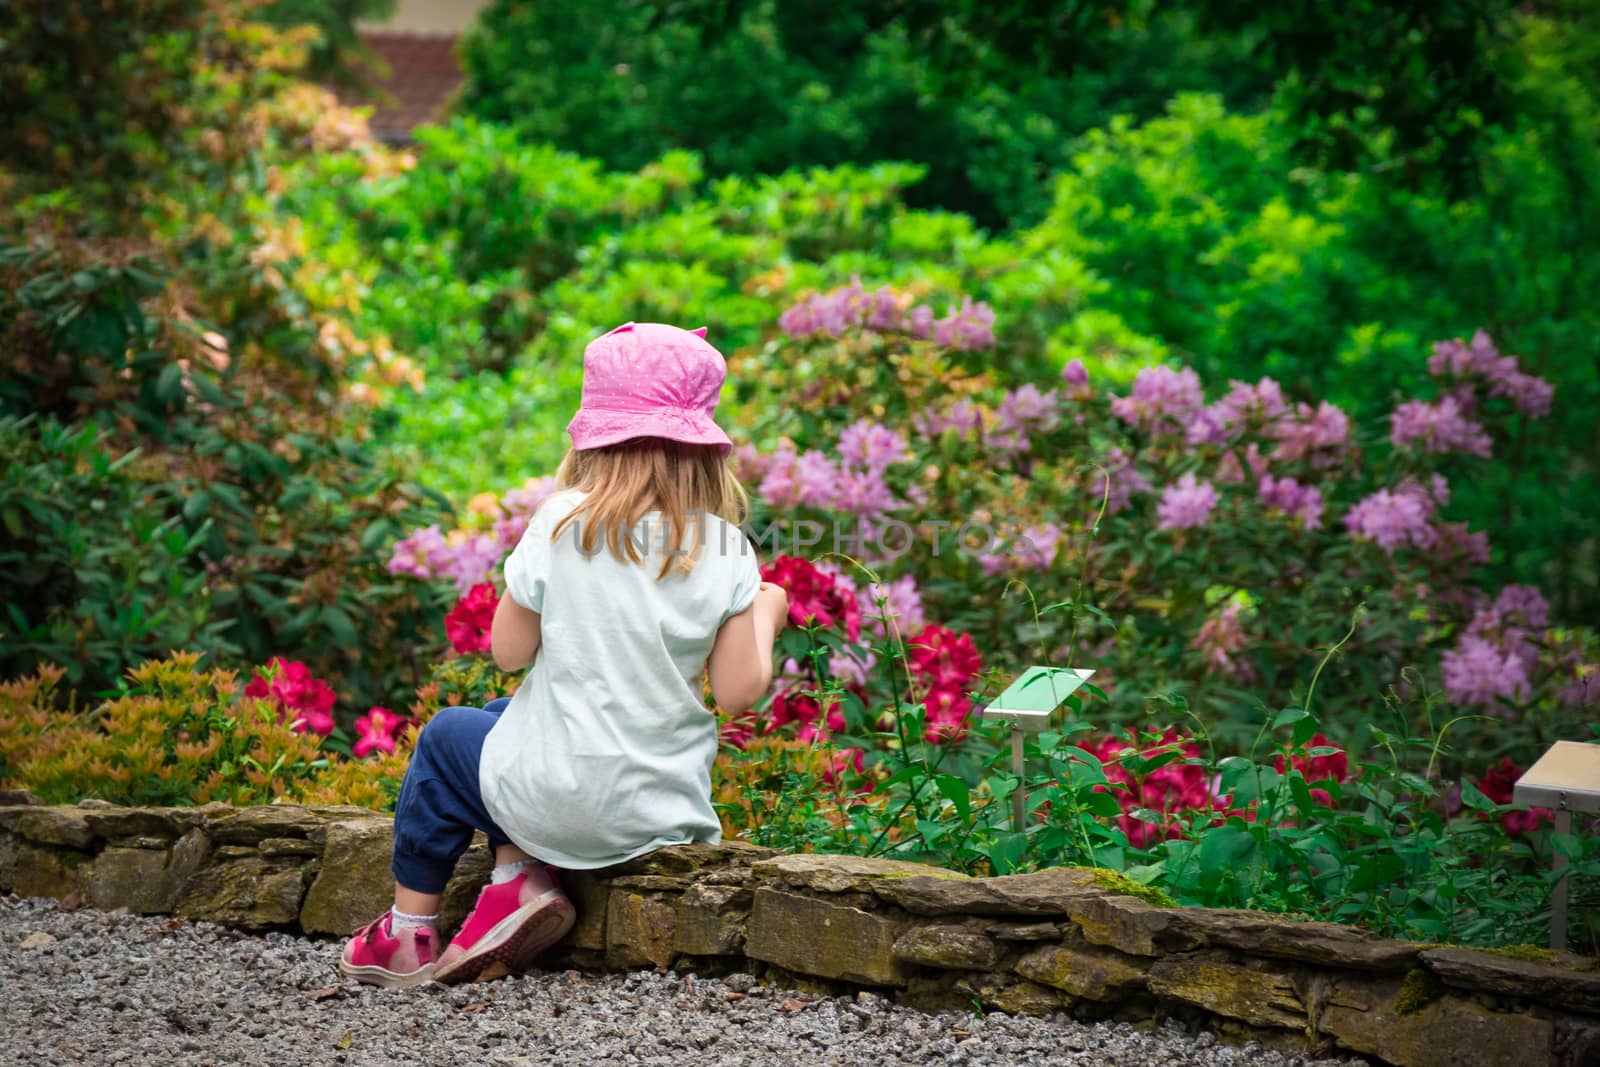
[566,322,733,453]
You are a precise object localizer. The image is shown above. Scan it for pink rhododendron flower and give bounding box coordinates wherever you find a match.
[912,399,987,443]
[1343,479,1444,553]
[1110,365,1203,436]
[1389,395,1493,457]
[445,583,499,655]
[1257,474,1324,530]
[977,523,1063,575]
[1268,400,1351,466]
[1429,331,1554,418]
[388,524,448,580]
[244,657,336,735]
[837,420,908,473]
[353,707,409,757]
[1191,603,1254,679]
[1156,473,1219,531]
[1094,448,1152,515]
[986,385,1061,453]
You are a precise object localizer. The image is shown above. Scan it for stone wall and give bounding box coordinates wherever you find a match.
[2,796,1596,1067]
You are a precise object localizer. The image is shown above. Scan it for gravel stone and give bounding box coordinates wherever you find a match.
[0,896,1375,1065]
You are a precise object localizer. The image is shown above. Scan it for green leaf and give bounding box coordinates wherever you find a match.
[933,773,971,822]
[1458,780,1495,813]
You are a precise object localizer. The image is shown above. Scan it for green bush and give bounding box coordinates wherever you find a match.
[0,0,452,713]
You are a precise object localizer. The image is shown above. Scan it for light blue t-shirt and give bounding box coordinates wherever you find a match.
[480,489,761,869]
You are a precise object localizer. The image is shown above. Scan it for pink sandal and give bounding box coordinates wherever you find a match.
[338,912,438,989]
[433,865,576,985]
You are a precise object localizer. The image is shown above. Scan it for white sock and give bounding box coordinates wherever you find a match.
[389,906,437,931]
[490,860,535,885]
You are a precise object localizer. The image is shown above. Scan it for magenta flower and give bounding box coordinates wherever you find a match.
[244,658,337,735]
[353,707,409,757]
[1061,359,1089,388]
[1156,473,1219,531]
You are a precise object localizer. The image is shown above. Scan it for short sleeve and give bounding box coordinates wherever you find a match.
[503,513,552,614]
[722,528,762,624]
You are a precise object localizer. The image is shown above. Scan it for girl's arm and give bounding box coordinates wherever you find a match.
[708,582,788,714]
[491,592,543,672]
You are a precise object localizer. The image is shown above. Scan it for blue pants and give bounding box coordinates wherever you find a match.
[392,698,519,895]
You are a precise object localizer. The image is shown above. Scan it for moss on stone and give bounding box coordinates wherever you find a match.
[1478,944,1563,964]
[877,869,970,881]
[1395,967,1445,1015]
[1085,868,1176,908]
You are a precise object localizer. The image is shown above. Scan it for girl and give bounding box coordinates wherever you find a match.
[340,322,789,987]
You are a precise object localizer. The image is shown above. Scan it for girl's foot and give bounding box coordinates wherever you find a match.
[338,912,438,989]
[433,865,576,985]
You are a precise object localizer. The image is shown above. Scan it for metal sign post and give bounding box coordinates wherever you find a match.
[981,666,1095,833]
[1513,741,1600,950]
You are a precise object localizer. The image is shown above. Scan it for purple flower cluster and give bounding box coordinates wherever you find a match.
[1187,378,1288,446]
[1191,602,1254,679]
[1343,477,1448,553]
[1257,474,1324,530]
[386,476,560,593]
[1110,365,1203,436]
[987,385,1062,454]
[1389,394,1492,457]
[976,523,1064,576]
[1266,401,1351,467]
[1428,330,1554,418]
[911,399,986,443]
[821,565,928,638]
[389,525,503,593]
[1157,473,1219,531]
[778,278,996,351]
[1440,584,1550,710]
[759,419,907,519]
[1095,447,1152,516]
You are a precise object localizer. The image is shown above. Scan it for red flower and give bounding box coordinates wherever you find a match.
[446,583,499,655]
[760,556,862,640]
[1476,756,1554,836]
[823,746,866,788]
[244,657,336,735]
[1074,728,1221,847]
[1273,733,1349,802]
[908,625,983,691]
[353,707,409,757]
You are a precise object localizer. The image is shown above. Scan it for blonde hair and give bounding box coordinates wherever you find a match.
[552,437,749,578]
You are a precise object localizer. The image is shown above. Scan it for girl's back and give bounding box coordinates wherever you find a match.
[481,488,759,868]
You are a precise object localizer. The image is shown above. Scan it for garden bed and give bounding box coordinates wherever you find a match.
[2,796,1595,1067]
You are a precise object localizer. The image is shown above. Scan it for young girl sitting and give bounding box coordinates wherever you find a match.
[340,322,789,987]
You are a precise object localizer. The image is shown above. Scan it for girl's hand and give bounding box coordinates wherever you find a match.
[756,581,790,633]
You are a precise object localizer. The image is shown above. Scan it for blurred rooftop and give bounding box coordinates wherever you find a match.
[346,0,489,143]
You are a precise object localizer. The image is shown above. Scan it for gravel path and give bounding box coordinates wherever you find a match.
[0,896,1371,1066]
